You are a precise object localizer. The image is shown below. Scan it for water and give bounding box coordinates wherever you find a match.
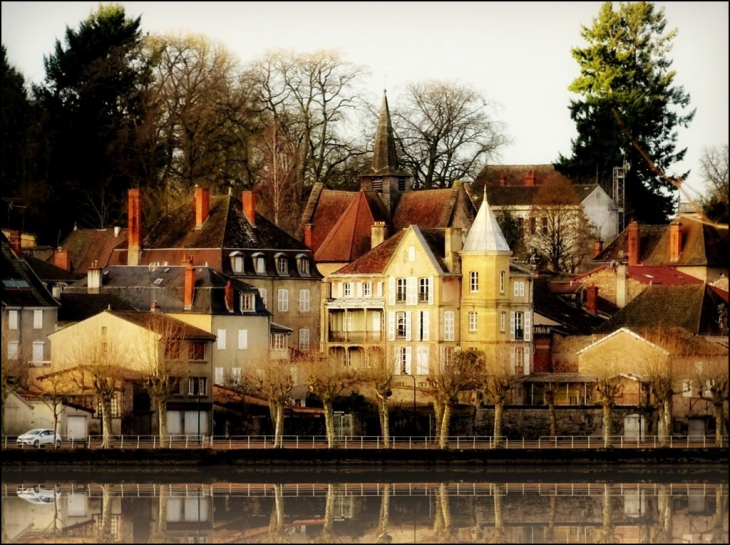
[2,465,727,543]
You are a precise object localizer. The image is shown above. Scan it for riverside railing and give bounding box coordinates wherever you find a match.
[2,433,727,450]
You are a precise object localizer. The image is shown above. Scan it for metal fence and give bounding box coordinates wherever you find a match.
[2,433,727,450]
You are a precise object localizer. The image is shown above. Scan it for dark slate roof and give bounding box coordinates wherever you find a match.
[594,284,726,335]
[333,230,407,275]
[0,232,59,308]
[533,277,605,334]
[58,293,139,323]
[57,227,127,274]
[419,229,450,274]
[106,310,216,340]
[24,254,83,283]
[65,265,270,316]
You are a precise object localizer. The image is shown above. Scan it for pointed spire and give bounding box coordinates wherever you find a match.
[369,90,405,176]
[462,187,511,253]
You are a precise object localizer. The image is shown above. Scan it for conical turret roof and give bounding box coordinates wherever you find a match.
[462,187,511,253]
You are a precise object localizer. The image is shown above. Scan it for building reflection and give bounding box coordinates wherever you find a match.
[1,477,727,543]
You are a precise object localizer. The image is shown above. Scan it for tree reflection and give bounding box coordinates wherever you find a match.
[314,483,337,543]
[375,483,392,543]
[268,483,288,543]
[148,484,169,544]
[595,483,616,544]
[98,483,114,543]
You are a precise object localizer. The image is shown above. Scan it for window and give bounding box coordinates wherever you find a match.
[240,293,255,311]
[682,379,693,397]
[232,368,242,383]
[258,288,267,309]
[215,367,223,385]
[297,255,310,275]
[512,312,524,340]
[416,346,429,375]
[396,278,407,303]
[97,395,120,418]
[188,377,207,396]
[470,271,478,292]
[417,311,429,341]
[500,271,505,294]
[363,282,371,297]
[217,329,226,350]
[276,254,288,275]
[8,341,19,360]
[541,217,548,235]
[230,252,243,273]
[165,340,181,360]
[272,333,287,350]
[343,283,352,297]
[500,312,506,332]
[278,289,289,311]
[394,346,411,375]
[9,310,18,330]
[396,312,407,339]
[33,309,43,329]
[468,311,478,332]
[238,330,248,350]
[408,246,416,262]
[529,217,536,235]
[514,281,525,297]
[418,278,431,303]
[512,347,525,375]
[442,346,454,367]
[32,341,44,363]
[444,311,455,341]
[299,289,310,312]
[299,328,310,350]
[253,253,266,274]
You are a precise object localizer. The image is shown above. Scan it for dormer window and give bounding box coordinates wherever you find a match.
[240,292,255,311]
[230,251,244,274]
[296,254,310,276]
[275,253,288,275]
[252,252,266,275]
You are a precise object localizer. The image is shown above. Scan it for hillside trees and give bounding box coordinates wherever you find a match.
[556,1,694,223]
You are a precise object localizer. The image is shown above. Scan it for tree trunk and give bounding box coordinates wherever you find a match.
[99,484,114,543]
[376,483,391,543]
[274,402,284,448]
[433,400,444,444]
[380,399,390,449]
[493,400,504,448]
[439,403,452,449]
[493,483,505,541]
[546,389,557,437]
[712,401,726,447]
[602,403,613,447]
[324,401,336,448]
[101,398,113,449]
[658,396,672,447]
[157,397,168,440]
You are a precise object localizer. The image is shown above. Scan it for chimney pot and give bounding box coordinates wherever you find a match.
[54,248,71,271]
[594,239,604,258]
[184,257,195,310]
[128,188,142,266]
[195,186,210,229]
[586,283,599,314]
[304,223,314,250]
[87,262,102,294]
[525,170,535,187]
[242,191,256,225]
[9,231,22,256]
[670,221,683,262]
[627,220,640,266]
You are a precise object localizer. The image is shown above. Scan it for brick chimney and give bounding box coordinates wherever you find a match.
[627,220,640,266]
[128,188,142,266]
[242,191,256,226]
[183,256,195,310]
[87,260,102,294]
[586,283,599,314]
[371,221,388,249]
[8,230,22,256]
[224,280,234,313]
[669,221,683,261]
[54,248,71,271]
[303,223,314,250]
[499,174,506,187]
[593,239,603,258]
[525,170,535,187]
[195,186,210,229]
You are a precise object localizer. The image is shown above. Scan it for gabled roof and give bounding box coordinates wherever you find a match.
[475,164,575,188]
[0,232,59,308]
[56,227,127,274]
[297,185,357,253]
[332,230,407,276]
[314,190,390,263]
[105,310,216,340]
[576,327,670,356]
[594,284,726,336]
[58,292,138,323]
[574,264,703,286]
[24,254,83,283]
[533,277,605,334]
[461,190,510,253]
[391,181,473,229]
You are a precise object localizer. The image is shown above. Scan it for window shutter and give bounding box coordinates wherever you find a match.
[524,347,530,376]
[428,277,434,304]
[422,311,429,341]
[217,329,227,350]
[519,282,525,297]
[510,312,515,341]
[417,346,429,375]
[510,348,516,372]
[406,277,416,305]
[356,282,362,297]
[513,282,519,297]
[388,311,395,341]
[337,282,343,298]
[524,311,531,341]
[238,330,248,350]
[377,282,383,297]
[215,367,223,385]
[34,310,43,329]
[389,278,395,305]
[394,347,401,375]
[405,347,412,374]
[405,311,412,341]
[444,311,454,342]
[9,310,18,330]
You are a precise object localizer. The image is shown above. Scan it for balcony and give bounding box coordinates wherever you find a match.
[328,330,383,343]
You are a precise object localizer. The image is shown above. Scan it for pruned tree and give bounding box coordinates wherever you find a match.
[393,79,507,189]
[267,483,287,543]
[695,358,729,447]
[357,354,394,448]
[544,382,559,438]
[304,352,355,448]
[375,482,392,543]
[699,144,729,225]
[425,349,485,449]
[36,371,77,449]
[483,348,521,448]
[1,332,27,438]
[252,356,294,448]
[580,349,624,447]
[528,177,594,274]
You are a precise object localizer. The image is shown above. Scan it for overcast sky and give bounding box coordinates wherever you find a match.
[2,2,728,201]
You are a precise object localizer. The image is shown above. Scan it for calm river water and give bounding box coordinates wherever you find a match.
[2,465,727,543]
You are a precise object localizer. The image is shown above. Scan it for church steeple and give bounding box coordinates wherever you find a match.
[370,90,404,176]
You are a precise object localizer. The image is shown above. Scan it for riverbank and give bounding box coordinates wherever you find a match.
[2,447,727,468]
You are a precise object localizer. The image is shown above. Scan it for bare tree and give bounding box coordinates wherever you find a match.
[36,371,77,449]
[699,144,729,224]
[358,355,395,448]
[393,79,507,189]
[483,348,520,448]
[1,332,27,438]
[252,356,294,448]
[425,349,485,449]
[696,358,729,447]
[267,483,287,543]
[580,349,624,447]
[375,482,392,543]
[304,352,355,448]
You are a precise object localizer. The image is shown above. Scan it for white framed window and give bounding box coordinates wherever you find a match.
[510,312,524,340]
[253,253,266,274]
[215,367,223,385]
[33,309,43,329]
[217,329,227,350]
[272,333,287,350]
[500,311,506,332]
[232,367,242,383]
[418,311,429,341]
[500,271,505,294]
[470,271,478,292]
[276,254,288,275]
[343,283,352,297]
[9,309,19,330]
[299,328,310,350]
[32,341,44,363]
[240,293,255,311]
[363,282,371,297]
[682,379,693,397]
[230,251,243,273]
[188,377,206,396]
[8,341,19,360]
[396,278,407,303]
[417,346,429,375]
[418,278,431,303]
[408,246,416,262]
[299,289,310,312]
[396,312,407,339]
[238,329,248,350]
[441,346,454,367]
[512,347,525,375]
[297,256,310,275]
[258,288,267,309]
[278,289,289,311]
[468,311,478,332]
[394,346,411,375]
[444,311,455,341]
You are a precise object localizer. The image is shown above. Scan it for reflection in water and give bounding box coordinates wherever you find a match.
[1,468,727,544]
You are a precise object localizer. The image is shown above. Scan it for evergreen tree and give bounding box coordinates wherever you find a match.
[556,1,694,224]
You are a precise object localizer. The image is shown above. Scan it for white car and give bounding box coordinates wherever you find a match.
[16,428,62,448]
[17,485,61,504]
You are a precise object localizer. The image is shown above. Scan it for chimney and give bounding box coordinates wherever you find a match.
[445,227,463,272]
[499,174,506,187]
[304,223,314,250]
[616,263,628,308]
[54,248,71,271]
[128,188,142,266]
[224,280,234,313]
[242,191,256,226]
[150,300,161,313]
[525,170,535,187]
[9,230,22,256]
[371,221,388,249]
[627,220,640,266]
[183,256,195,310]
[669,221,683,261]
[586,284,599,314]
[195,186,210,229]
[594,239,603,258]
[87,260,102,294]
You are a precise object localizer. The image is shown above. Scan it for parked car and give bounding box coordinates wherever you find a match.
[16,429,62,448]
[17,484,61,504]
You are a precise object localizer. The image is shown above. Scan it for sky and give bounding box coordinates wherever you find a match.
[2,1,728,202]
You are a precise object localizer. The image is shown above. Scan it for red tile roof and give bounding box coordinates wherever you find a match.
[332,230,406,275]
[58,228,127,274]
[574,264,703,286]
[392,185,463,229]
[304,189,357,254]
